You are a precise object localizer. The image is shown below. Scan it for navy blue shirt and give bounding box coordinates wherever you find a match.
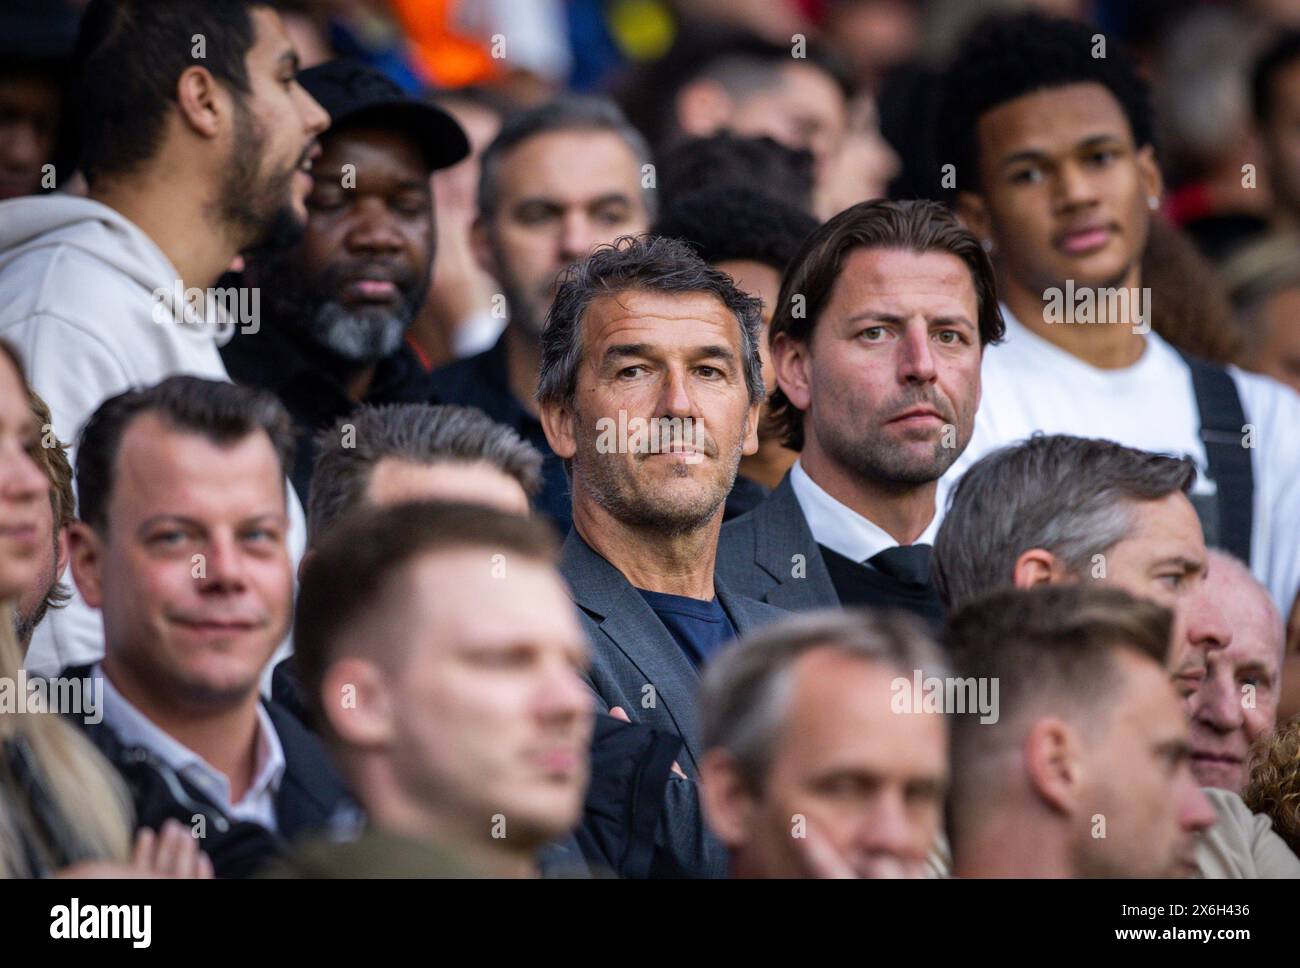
[637,589,738,669]
[429,333,572,533]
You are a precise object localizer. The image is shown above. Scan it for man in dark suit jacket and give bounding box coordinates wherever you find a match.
[538,236,786,875]
[718,200,1006,627]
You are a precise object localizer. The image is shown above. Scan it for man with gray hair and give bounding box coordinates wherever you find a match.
[934,434,1300,876]
[934,433,1229,698]
[539,234,784,876]
[432,95,655,532]
[698,609,950,878]
[305,402,542,541]
[273,401,541,716]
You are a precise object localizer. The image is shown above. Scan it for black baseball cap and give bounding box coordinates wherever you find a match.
[298,60,470,171]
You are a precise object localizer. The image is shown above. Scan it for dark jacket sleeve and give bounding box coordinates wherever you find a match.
[573,714,681,878]
[574,714,730,878]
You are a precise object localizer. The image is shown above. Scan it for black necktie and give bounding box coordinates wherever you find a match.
[866,544,933,587]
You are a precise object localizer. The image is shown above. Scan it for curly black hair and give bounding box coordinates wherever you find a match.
[657,133,816,215]
[651,185,821,276]
[935,11,1155,196]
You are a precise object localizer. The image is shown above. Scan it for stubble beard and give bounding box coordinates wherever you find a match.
[573,420,744,537]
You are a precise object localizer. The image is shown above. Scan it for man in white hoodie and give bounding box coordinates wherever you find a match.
[0,0,329,674]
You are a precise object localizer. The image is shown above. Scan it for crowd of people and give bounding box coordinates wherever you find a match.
[1,0,1299,880]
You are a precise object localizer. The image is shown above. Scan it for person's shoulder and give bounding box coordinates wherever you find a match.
[429,345,495,399]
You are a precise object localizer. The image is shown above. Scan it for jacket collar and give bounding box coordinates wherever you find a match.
[560,528,748,766]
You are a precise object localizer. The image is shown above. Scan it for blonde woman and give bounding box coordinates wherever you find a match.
[0,342,209,878]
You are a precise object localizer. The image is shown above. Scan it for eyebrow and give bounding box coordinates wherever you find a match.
[137,512,286,533]
[845,311,975,328]
[999,133,1126,170]
[1150,556,1205,575]
[603,343,737,364]
[514,192,633,211]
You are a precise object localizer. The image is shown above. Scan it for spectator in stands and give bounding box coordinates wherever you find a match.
[699,609,948,878]
[65,377,350,876]
[431,96,653,532]
[290,501,592,877]
[946,584,1215,878]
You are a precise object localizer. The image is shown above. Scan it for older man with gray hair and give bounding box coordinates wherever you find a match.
[934,433,1230,699]
[934,433,1300,877]
[698,609,950,878]
[1191,550,1287,794]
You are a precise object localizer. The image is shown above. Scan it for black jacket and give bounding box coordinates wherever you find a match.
[62,664,353,878]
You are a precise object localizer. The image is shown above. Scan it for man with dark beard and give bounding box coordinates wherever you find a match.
[717,200,1001,626]
[0,0,328,677]
[222,60,468,498]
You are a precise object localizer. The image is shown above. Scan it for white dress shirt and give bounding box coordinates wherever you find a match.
[97,664,286,830]
[789,459,940,565]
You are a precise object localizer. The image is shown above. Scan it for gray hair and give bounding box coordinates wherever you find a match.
[477,95,657,221]
[934,435,1198,612]
[537,234,765,412]
[307,403,544,540]
[698,609,949,792]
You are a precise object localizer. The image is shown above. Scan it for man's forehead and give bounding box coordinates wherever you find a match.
[247,6,294,63]
[829,248,977,307]
[114,415,282,498]
[412,552,582,643]
[583,291,740,348]
[1109,653,1186,735]
[979,82,1133,155]
[1124,493,1204,548]
[321,125,426,167]
[499,129,640,197]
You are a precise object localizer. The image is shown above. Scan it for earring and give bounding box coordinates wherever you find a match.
[1148,196,1160,210]
[981,239,994,253]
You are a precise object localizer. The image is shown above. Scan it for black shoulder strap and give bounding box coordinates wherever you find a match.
[1179,352,1253,563]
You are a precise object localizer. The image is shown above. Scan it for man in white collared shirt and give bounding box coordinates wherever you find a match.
[718,199,1002,625]
[61,377,348,876]
[97,664,286,829]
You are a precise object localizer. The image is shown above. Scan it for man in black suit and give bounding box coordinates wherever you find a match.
[63,377,349,877]
[717,199,1004,626]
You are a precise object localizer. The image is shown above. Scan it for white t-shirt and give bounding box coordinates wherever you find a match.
[938,308,1300,614]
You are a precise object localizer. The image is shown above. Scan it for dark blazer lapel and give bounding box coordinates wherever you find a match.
[560,531,706,767]
[752,476,839,609]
